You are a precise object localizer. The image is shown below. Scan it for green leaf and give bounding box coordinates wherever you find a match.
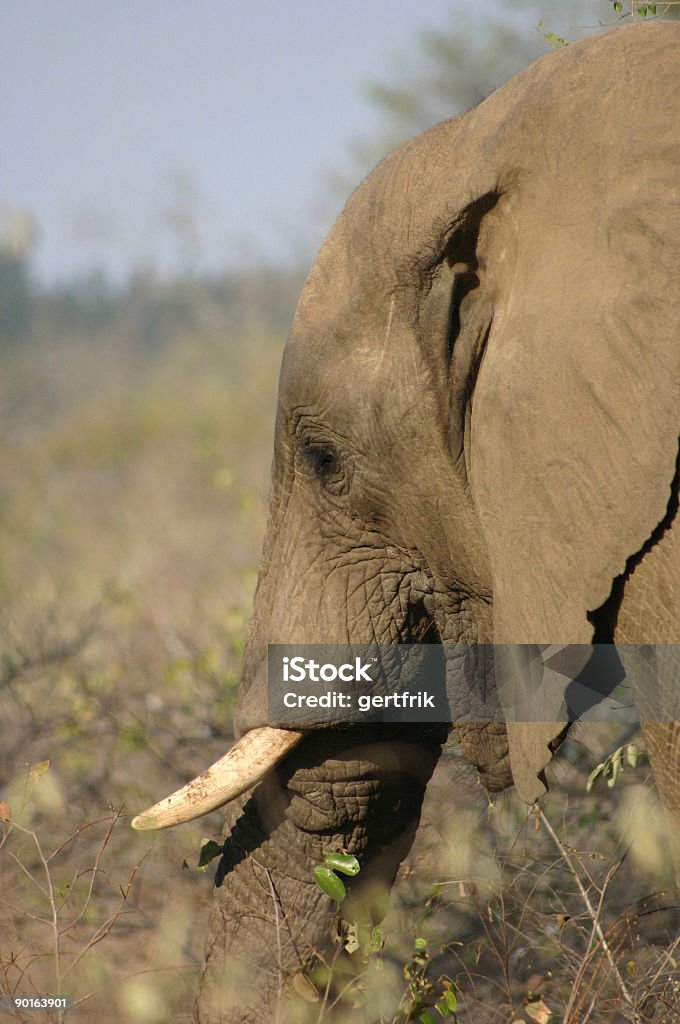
[324,851,361,876]
[435,1001,449,1016]
[414,937,427,952]
[445,985,458,1011]
[368,925,384,954]
[313,865,347,901]
[626,743,638,768]
[649,3,657,11]
[526,999,552,1021]
[613,1,622,10]
[586,762,605,792]
[542,28,568,48]
[606,752,621,788]
[419,1014,437,1024]
[197,839,223,870]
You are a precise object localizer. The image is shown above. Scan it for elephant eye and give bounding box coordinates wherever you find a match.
[299,437,344,488]
[303,439,339,476]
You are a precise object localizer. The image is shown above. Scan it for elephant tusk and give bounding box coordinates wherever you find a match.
[131,726,307,830]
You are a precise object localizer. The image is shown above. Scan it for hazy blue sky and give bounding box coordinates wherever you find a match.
[5,1,618,282]
[6,1,508,281]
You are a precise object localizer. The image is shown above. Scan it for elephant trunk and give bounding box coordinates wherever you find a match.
[195,790,337,1024]
[196,725,447,1023]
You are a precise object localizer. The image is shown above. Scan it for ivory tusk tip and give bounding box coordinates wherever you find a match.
[131,811,160,831]
[129,726,307,830]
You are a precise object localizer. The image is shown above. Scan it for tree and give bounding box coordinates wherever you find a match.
[0,209,36,344]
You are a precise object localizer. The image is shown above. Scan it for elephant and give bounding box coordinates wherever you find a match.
[132,22,680,1023]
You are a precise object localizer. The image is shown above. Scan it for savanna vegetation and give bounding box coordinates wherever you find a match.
[0,258,305,1021]
[2,3,679,1021]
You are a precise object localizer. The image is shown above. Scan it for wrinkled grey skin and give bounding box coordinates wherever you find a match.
[197,24,680,1022]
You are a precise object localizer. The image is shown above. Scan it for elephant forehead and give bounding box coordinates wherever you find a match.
[295,131,460,317]
[281,312,437,437]
[287,293,408,373]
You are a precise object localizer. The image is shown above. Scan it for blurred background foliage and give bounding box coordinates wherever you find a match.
[0,228,305,1019]
[2,2,679,1021]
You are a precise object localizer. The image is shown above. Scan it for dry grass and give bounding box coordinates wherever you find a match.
[0,320,282,1020]
[277,732,679,1024]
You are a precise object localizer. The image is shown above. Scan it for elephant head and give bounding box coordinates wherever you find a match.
[133,23,680,1023]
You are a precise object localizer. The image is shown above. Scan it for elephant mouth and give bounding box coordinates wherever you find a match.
[131,726,306,830]
[132,604,443,831]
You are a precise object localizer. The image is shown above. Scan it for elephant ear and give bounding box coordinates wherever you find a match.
[463,144,679,804]
[389,26,679,801]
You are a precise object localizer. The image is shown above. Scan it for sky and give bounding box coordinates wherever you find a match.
[2,0,474,282]
[3,1,623,283]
